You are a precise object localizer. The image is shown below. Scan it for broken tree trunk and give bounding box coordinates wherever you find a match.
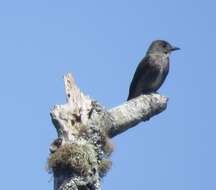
[48,73,168,190]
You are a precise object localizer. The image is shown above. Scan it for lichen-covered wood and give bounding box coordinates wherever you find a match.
[48,73,168,190]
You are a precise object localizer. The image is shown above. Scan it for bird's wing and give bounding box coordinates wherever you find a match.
[127,55,159,100]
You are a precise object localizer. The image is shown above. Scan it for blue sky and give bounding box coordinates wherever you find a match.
[0,0,215,189]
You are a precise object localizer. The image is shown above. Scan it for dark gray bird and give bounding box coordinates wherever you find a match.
[127,40,179,100]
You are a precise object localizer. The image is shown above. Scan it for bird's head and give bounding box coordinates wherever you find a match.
[147,40,180,55]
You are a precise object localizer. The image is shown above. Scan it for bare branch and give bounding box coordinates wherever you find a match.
[107,94,168,138]
[48,73,168,190]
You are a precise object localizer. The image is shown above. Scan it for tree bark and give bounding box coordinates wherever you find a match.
[48,73,168,190]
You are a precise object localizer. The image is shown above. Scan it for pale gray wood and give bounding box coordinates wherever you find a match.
[49,73,168,190]
[107,94,168,137]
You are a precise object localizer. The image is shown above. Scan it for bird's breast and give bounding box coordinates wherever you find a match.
[148,56,168,90]
[149,69,164,89]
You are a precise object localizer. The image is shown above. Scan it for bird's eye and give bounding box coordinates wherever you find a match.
[162,43,167,48]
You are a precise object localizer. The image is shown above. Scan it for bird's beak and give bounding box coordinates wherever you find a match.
[170,46,180,51]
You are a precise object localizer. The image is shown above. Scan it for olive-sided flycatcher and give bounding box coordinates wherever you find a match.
[127,40,180,100]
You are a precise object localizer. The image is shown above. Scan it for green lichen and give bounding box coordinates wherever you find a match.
[48,122,113,179]
[48,143,95,176]
[98,159,112,177]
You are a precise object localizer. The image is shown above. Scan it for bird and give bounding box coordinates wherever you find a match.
[127,40,180,100]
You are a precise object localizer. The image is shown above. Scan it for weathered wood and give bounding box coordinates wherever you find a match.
[48,73,168,190]
[107,94,168,138]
